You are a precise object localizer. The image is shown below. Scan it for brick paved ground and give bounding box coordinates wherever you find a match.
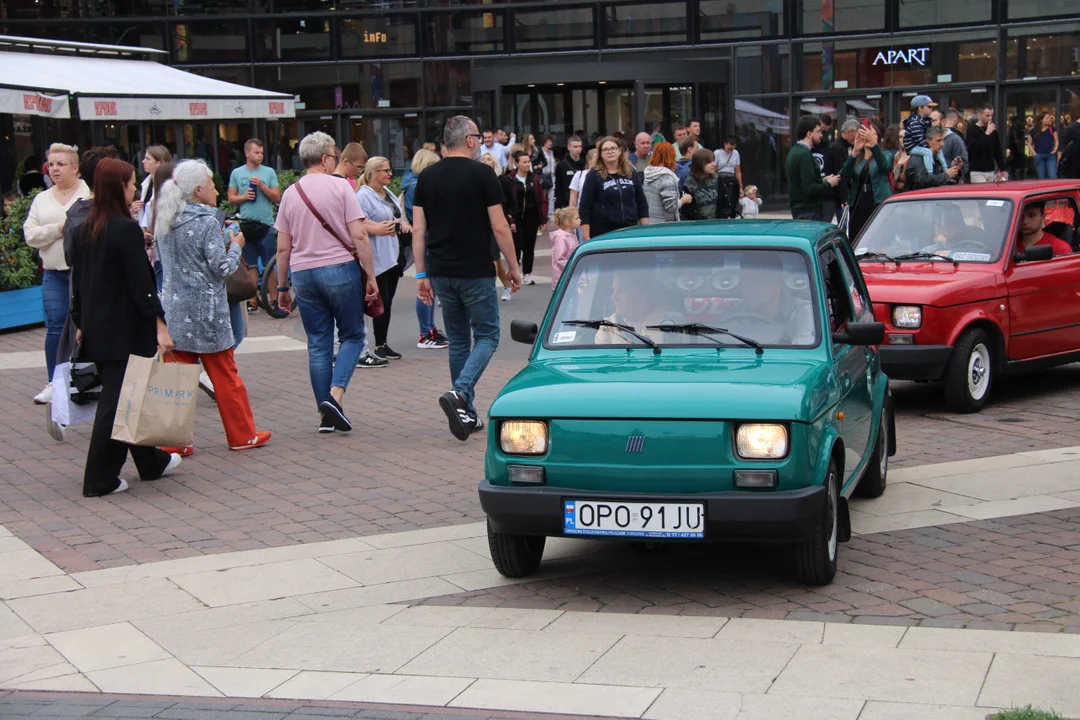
[0,691,600,720]
[2,256,1080,573]
[410,508,1080,633]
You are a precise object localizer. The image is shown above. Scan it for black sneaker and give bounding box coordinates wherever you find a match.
[318,414,336,434]
[431,329,450,347]
[438,391,471,442]
[467,416,485,434]
[318,396,352,432]
[357,351,388,369]
[376,344,403,360]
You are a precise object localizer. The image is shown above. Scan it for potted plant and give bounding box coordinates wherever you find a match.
[0,190,46,331]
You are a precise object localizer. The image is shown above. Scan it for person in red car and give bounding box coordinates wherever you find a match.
[1018,202,1072,257]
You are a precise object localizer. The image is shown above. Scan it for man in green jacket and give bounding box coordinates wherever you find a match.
[786,115,840,221]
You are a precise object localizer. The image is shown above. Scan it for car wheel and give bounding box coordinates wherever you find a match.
[853,405,889,499]
[944,328,993,413]
[793,459,839,586]
[487,519,546,578]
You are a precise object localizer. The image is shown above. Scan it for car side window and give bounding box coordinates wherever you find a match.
[819,245,856,335]
[834,239,873,322]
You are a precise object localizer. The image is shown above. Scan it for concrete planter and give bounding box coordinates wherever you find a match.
[0,285,45,331]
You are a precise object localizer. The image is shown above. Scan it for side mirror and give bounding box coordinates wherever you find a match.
[510,319,539,345]
[832,321,885,346]
[1013,244,1053,263]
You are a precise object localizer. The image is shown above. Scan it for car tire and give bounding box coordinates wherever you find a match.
[853,405,889,499]
[944,328,993,413]
[487,519,546,578]
[794,459,839,586]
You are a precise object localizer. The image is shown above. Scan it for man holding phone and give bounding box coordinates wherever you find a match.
[966,103,1008,183]
[228,138,281,312]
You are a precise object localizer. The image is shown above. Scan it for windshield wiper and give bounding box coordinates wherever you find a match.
[856,251,899,266]
[562,319,660,354]
[893,251,959,266]
[645,321,764,355]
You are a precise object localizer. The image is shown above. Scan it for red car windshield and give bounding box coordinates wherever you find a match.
[856,198,1014,263]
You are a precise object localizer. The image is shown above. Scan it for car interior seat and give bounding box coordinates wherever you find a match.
[1044,221,1077,252]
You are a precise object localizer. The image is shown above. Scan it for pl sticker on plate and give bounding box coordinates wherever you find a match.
[986,200,1006,207]
[552,330,577,344]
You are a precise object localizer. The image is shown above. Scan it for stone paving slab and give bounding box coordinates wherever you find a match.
[407,508,1080,633]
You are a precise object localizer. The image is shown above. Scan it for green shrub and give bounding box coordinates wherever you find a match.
[989,706,1066,720]
[388,175,403,197]
[278,170,301,194]
[0,190,43,291]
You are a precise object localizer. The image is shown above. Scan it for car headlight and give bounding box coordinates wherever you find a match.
[500,421,549,455]
[892,305,922,329]
[735,424,789,459]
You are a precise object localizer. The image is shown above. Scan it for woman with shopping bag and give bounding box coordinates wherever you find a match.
[69,158,184,497]
[154,160,271,455]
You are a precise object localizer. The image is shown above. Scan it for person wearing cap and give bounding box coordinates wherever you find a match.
[966,102,1009,183]
[902,94,937,154]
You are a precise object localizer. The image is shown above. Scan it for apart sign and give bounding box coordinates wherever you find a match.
[872,47,930,67]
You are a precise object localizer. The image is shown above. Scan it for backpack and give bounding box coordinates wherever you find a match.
[1059,134,1080,179]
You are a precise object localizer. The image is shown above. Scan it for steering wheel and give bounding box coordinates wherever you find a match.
[948,239,993,255]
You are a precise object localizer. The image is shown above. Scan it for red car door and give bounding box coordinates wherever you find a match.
[1005,195,1080,361]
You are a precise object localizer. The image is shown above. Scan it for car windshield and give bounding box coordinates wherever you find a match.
[855,198,1014,263]
[547,248,820,350]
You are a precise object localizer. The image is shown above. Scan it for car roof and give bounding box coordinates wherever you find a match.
[892,179,1080,201]
[581,220,833,253]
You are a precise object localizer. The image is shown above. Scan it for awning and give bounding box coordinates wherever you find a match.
[735,99,789,134]
[0,50,294,121]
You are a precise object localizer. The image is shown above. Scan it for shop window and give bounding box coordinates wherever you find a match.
[173,0,251,15]
[736,95,792,200]
[86,0,169,17]
[699,0,783,41]
[256,18,331,61]
[1008,0,1080,20]
[85,22,167,49]
[425,60,471,107]
[513,5,596,51]
[736,43,789,94]
[2,0,79,20]
[188,66,253,87]
[800,0,883,34]
[1,21,85,40]
[604,1,687,47]
[899,0,991,28]
[174,21,249,64]
[364,62,423,109]
[257,63,422,113]
[341,16,417,58]
[422,10,505,55]
[1005,25,1080,79]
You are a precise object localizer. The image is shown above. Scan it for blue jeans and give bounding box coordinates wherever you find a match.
[291,260,366,409]
[431,276,500,417]
[1035,153,1058,179]
[42,269,70,382]
[229,301,245,350]
[416,293,437,336]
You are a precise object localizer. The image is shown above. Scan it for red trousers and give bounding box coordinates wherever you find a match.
[168,348,257,447]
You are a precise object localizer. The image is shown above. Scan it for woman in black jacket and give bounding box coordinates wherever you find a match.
[69,158,182,497]
[578,136,650,241]
[499,150,548,285]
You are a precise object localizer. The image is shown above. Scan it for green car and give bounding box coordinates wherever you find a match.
[480,221,896,585]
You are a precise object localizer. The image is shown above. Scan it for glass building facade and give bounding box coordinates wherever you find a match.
[2,0,1080,196]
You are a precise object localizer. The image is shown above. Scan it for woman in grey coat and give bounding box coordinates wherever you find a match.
[641,142,691,224]
[154,160,271,453]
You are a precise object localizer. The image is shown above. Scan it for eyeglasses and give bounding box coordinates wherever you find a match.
[601,147,620,153]
[467,134,483,141]
[47,161,74,169]
[377,168,393,174]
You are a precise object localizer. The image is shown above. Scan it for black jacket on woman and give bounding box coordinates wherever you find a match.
[499,171,548,226]
[578,169,649,238]
[70,215,164,362]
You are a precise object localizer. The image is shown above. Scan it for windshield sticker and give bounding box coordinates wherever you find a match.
[986,200,1005,207]
[950,252,992,261]
[854,247,868,255]
[552,331,577,344]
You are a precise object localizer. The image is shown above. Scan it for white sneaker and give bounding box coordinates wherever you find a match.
[108,478,129,496]
[163,453,183,476]
[33,383,53,405]
[198,372,216,402]
[45,402,65,442]
[524,274,536,286]
[501,288,512,302]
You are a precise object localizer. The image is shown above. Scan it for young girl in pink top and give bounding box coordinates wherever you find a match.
[550,207,581,289]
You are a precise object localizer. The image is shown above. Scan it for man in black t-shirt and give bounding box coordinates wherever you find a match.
[412,115,522,442]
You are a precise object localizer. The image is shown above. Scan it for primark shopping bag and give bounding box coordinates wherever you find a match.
[111,353,200,448]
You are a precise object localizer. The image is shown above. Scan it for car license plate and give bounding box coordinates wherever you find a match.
[563,500,705,539]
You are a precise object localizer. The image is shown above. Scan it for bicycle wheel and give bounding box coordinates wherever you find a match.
[259,255,292,319]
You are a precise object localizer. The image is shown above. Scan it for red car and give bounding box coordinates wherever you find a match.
[853,180,1080,413]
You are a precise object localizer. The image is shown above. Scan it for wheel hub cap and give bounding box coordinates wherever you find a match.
[967,343,990,399]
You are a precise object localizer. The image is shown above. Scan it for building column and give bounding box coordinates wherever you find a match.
[634,80,646,135]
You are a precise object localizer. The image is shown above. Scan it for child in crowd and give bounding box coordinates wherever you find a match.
[902,94,937,152]
[550,207,581,289]
[739,185,761,217]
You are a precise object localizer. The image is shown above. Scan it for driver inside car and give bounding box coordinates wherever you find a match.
[1017,201,1072,257]
[918,203,974,255]
[715,252,816,346]
[595,270,685,344]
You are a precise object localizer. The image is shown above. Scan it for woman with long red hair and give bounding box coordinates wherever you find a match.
[69,158,183,497]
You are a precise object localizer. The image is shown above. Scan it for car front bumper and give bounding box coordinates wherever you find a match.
[879,344,952,381]
[479,480,826,541]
